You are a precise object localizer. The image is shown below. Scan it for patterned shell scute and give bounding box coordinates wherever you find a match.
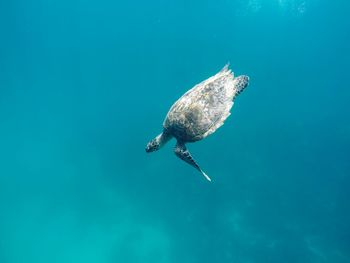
[164,66,236,142]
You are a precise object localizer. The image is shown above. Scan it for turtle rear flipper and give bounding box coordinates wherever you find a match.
[234,75,249,96]
[174,141,211,182]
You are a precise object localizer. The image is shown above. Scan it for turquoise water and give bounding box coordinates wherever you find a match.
[1,0,349,262]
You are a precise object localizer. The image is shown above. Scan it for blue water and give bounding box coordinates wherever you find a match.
[0,0,349,262]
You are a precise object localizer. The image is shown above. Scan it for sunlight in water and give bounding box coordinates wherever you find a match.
[277,0,308,13]
[244,0,312,15]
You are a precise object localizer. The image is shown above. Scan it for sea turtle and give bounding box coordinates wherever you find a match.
[145,64,249,181]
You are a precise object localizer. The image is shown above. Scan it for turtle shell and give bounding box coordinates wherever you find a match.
[163,65,236,142]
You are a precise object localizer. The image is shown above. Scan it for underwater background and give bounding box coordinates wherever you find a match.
[0,0,349,262]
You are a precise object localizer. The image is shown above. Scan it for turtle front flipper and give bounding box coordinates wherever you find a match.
[174,141,211,182]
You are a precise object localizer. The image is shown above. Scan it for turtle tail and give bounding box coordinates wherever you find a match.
[234,75,249,96]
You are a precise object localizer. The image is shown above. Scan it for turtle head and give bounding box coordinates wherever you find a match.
[145,136,161,153]
[145,132,172,153]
